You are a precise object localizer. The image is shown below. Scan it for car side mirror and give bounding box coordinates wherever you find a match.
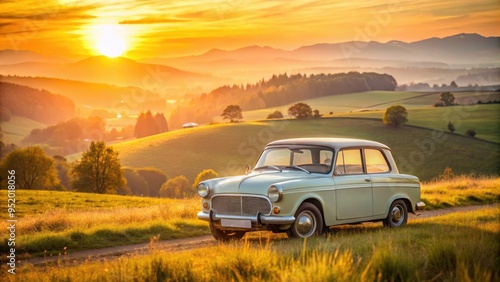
[245,163,250,175]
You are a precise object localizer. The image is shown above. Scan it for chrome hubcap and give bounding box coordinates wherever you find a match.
[391,206,403,225]
[296,211,316,237]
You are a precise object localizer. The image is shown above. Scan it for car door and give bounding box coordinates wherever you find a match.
[365,148,396,216]
[333,148,373,220]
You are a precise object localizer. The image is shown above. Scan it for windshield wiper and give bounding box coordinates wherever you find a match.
[253,165,282,172]
[285,166,311,174]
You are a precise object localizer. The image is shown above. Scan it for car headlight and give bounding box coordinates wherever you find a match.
[197,183,210,198]
[268,185,283,203]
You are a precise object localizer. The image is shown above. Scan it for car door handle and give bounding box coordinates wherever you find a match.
[365,178,371,182]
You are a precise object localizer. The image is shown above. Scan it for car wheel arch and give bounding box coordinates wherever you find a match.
[386,195,414,214]
[297,197,326,228]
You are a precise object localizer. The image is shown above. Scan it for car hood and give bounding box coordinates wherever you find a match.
[206,171,320,196]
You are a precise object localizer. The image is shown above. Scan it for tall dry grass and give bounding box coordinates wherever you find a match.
[5,206,498,282]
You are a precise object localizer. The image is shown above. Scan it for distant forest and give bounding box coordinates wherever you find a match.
[0,82,75,124]
[169,72,397,128]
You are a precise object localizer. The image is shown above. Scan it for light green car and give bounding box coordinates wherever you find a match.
[197,138,425,240]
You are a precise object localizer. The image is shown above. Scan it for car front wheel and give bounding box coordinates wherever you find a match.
[287,202,323,238]
[383,199,408,227]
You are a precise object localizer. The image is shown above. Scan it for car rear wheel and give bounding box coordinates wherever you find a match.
[287,202,323,238]
[383,199,408,227]
[209,224,246,241]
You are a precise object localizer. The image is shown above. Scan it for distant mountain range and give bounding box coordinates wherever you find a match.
[0,55,226,92]
[0,33,499,89]
[157,33,499,65]
[142,33,499,85]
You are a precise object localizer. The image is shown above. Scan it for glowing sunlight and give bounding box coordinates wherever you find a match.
[94,24,128,58]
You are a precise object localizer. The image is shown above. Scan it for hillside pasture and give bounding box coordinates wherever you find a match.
[334,103,500,143]
[112,118,499,182]
[0,115,45,144]
[241,91,499,121]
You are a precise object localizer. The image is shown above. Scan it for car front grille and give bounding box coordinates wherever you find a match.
[212,195,272,216]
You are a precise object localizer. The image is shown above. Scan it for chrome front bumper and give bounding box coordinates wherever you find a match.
[197,211,295,225]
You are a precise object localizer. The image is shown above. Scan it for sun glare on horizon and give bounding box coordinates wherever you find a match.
[94,24,127,58]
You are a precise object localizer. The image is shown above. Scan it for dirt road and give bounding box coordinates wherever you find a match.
[22,204,498,266]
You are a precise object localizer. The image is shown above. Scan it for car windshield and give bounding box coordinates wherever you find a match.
[254,146,334,174]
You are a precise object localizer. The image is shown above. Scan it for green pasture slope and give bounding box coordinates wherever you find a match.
[242,91,499,121]
[113,118,499,182]
[0,115,45,144]
[334,104,500,143]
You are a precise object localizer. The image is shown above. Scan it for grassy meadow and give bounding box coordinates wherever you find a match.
[334,103,500,143]
[241,91,499,121]
[1,176,499,260]
[111,117,499,182]
[0,190,205,259]
[0,115,46,144]
[5,205,499,281]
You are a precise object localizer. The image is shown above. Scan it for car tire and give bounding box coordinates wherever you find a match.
[209,224,246,241]
[383,199,408,227]
[287,202,324,239]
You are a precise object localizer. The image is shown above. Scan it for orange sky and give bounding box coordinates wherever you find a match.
[0,0,499,60]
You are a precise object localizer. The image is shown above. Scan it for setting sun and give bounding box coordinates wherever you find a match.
[95,24,127,58]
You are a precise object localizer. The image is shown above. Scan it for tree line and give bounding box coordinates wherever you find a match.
[19,110,168,156]
[0,142,218,199]
[0,82,75,124]
[169,72,397,128]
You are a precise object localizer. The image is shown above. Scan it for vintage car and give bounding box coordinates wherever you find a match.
[197,138,425,240]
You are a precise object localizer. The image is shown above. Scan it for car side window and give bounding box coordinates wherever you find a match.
[365,149,390,173]
[335,149,363,175]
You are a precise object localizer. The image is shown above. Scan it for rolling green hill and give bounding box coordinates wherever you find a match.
[241,91,498,118]
[334,104,500,143]
[112,118,499,183]
[0,115,45,144]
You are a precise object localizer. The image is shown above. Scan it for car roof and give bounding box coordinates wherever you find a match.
[266,138,390,150]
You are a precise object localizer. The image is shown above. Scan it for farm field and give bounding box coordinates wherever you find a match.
[241,91,500,121]
[1,176,498,259]
[5,205,499,281]
[0,115,46,144]
[111,117,499,182]
[334,103,500,143]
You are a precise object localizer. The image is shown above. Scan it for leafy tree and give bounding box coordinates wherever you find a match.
[221,105,243,122]
[123,168,150,196]
[154,113,169,133]
[313,109,322,118]
[0,127,17,161]
[288,103,312,119]
[383,105,408,128]
[267,110,284,119]
[54,155,71,190]
[0,146,60,189]
[22,116,106,153]
[71,141,126,194]
[134,111,159,138]
[159,175,191,198]
[193,169,219,188]
[466,129,476,138]
[450,81,458,88]
[447,121,456,133]
[136,167,167,197]
[439,92,455,106]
